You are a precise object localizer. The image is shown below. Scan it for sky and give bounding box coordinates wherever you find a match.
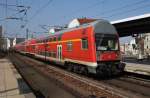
[0,0,150,43]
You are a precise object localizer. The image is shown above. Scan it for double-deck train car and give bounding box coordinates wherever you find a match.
[14,19,125,76]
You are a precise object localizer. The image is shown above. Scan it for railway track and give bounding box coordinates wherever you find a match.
[9,53,79,98]
[9,53,150,98]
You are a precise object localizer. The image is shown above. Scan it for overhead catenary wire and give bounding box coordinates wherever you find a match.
[69,0,105,15]
[3,0,150,38]
[101,1,150,19]
[4,0,8,37]
[0,3,17,7]
[57,0,148,24]
[57,0,106,23]
[16,0,53,37]
[25,0,53,27]
[29,0,53,21]
[93,0,149,18]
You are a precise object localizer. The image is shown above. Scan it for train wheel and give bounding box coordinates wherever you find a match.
[67,63,73,72]
[73,64,80,73]
[82,67,88,75]
[96,66,103,77]
[111,65,118,76]
[107,65,112,77]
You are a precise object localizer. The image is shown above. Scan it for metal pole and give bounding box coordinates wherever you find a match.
[26,28,29,40]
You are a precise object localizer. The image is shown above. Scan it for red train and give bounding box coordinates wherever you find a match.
[14,19,125,76]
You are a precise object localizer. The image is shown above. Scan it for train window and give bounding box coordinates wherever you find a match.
[51,52,53,57]
[53,37,56,41]
[49,52,52,57]
[49,52,51,57]
[46,39,48,42]
[47,45,50,48]
[53,52,56,58]
[46,52,50,56]
[95,34,118,51]
[82,39,88,50]
[51,52,56,58]
[42,52,45,56]
[67,41,72,51]
[49,38,52,42]
[42,40,44,43]
[58,36,61,41]
[32,45,35,49]
[41,51,43,55]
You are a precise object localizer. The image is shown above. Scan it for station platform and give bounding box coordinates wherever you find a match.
[125,62,150,76]
[0,58,36,98]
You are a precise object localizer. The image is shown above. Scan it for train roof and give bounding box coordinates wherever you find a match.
[92,19,117,34]
[35,19,117,41]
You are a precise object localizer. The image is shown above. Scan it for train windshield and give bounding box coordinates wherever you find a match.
[95,34,119,51]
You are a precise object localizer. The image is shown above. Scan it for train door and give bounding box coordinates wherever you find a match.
[57,45,62,60]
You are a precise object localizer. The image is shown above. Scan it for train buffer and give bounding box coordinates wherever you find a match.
[0,58,36,98]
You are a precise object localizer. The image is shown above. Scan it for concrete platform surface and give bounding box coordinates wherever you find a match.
[0,58,36,98]
[125,62,150,75]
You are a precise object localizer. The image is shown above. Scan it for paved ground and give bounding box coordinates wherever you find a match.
[123,56,150,65]
[123,57,150,75]
[10,54,77,98]
[0,58,36,98]
[125,62,150,75]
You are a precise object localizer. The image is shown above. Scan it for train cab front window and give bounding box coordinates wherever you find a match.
[95,34,118,51]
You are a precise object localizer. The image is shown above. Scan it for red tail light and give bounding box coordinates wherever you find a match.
[100,51,120,61]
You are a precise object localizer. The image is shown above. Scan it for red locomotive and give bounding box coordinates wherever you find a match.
[14,19,125,76]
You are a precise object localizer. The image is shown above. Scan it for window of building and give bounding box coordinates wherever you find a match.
[67,41,72,51]
[82,39,88,50]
